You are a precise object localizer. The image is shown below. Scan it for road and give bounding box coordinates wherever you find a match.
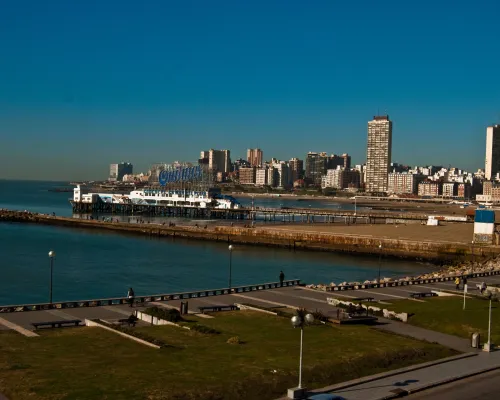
[406,370,500,399]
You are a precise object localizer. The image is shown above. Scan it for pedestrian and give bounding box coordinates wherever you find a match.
[455,277,460,290]
[462,276,468,288]
[481,282,487,294]
[279,270,285,286]
[127,287,135,307]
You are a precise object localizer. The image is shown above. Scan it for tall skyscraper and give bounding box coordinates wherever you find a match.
[366,115,392,193]
[200,149,231,173]
[485,125,500,180]
[305,152,328,186]
[247,148,263,167]
[109,162,133,182]
[289,158,304,182]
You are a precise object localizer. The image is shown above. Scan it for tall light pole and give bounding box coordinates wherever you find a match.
[484,290,496,352]
[290,312,314,394]
[471,240,475,274]
[228,245,233,292]
[48,250,56,304]
[354,196,357,216]
[378,243,382,284]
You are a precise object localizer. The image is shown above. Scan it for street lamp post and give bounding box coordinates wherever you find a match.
[228,245,233,292]
[48,250,56,304]
[354,196,357,216]
[378,243,382,284]
[472,240,475,274]
[484,290,496,352]
[288,312,314,398]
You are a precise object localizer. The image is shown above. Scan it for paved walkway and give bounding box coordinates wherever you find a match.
[310,351,500,400]
[0,284,483,352]
[373,319,473,353]
[2,281,499,400]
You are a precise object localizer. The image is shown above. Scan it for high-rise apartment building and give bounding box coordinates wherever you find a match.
[255,166,275,187]
[200,149,231,174]
[485,125,500,180]
[305,152,328,186]
[442,182,458,198]
[272,160,290,188]
[366,115,392,193]
[388,173,424,195]
[239,167,256,185]
[328,154,351,170]
[418,180,442,197]
[247,148,263,167]
[109,162,133,182]
[289,158,304,182]
[321,168,360,190]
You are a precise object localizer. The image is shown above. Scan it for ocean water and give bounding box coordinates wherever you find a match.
[0,180,435,305]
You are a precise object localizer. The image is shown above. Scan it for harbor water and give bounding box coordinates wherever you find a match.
[0,180,435,305]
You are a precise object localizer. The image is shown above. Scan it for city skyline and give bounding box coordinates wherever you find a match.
[1,1,499,180]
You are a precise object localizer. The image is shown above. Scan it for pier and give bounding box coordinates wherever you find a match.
[71,201,471,224]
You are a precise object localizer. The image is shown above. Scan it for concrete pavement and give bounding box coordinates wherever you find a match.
[0,284,481,352]
[404,369,500,400]
[307,351,500,400]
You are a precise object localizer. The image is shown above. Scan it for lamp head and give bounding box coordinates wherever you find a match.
[228,245,233,251]
[48,250,56,258]
[291,316,302,328]
[304,313,314,325]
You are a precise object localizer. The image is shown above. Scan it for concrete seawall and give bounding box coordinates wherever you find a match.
[1,210,498,262]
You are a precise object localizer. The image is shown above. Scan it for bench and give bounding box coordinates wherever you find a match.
[409,292,437,299]
[32,319,82,329]
[352,297,375,302]
[198,305,238,314]
[117,316,138,327]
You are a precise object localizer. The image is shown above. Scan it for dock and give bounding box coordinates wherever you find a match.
[70,201,471,224]
[0,209,496,261]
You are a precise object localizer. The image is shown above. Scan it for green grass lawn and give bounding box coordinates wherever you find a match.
[384,296,500,342]
[0,311,456,400]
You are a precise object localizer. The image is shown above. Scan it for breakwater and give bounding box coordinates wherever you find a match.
[0,210,496,262]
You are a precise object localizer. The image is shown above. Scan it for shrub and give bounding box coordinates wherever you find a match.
[144,306,183,322]
[312,309,329,323]
[226,336,242,344]
[276,309,295,318]
[190,324,220,335]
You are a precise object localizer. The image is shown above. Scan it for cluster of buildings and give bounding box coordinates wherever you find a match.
[108,119,500,202]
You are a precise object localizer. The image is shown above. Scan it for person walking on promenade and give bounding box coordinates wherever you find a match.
[279,270,285,286]
[455,277,460,290]
[127,287,135,307]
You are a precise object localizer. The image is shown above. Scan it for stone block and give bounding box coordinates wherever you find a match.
[287,387,307,399]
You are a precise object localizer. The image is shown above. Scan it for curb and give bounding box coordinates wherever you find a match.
[277,352,477,399]
[376,364,500,399]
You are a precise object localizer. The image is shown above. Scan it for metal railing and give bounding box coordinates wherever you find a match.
[0,279,301,313]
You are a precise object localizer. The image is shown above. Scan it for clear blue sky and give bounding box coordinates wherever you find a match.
[1,0,499,180]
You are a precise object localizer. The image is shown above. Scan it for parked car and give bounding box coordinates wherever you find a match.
[307,394,345,400]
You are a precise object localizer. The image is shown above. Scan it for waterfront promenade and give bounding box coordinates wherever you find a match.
[2,273,499,351]
[4,274,500,399]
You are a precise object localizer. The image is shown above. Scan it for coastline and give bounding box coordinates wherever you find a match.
[1,209,496,263]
